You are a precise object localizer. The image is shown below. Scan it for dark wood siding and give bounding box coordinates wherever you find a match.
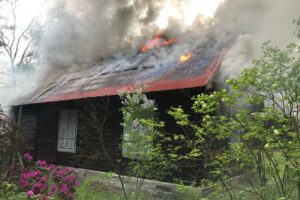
[35,104,59,163]
[18,87,211,182]
[18,97,123,171]
[55,97,123,171]
[19,105,38,156]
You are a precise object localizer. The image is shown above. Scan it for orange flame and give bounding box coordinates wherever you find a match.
[141,34,177,52]
[180,52,193,63]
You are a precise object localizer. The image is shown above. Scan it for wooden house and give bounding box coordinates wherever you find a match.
[12,39,225,181]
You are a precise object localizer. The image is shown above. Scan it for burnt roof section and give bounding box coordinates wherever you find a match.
[15,41,225,105]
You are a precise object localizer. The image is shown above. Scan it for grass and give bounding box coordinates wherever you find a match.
[73,177,160,200]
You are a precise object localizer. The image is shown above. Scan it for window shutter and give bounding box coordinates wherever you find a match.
[57,109,77,153]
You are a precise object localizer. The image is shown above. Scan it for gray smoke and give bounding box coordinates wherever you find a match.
[41,0,164,69]
[213,0,300,82]
[41,0,300,75]
[1,0,300,107]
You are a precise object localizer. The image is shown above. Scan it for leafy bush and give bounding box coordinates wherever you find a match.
[120,91,177,182]
[9,153,80,199]
[168,40,300,199]
[0,182,35,200]
[0,107,22,181]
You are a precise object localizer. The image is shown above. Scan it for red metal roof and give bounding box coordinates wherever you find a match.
[16,44,225,105]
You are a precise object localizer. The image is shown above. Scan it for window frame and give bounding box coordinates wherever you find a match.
[57,109,78,153]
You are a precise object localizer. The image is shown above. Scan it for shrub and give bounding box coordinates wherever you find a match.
[0,182,36,200]
[0,107,23,181]
[10,153,80,199]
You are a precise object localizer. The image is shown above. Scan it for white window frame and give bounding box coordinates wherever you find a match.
[57,109,78,153]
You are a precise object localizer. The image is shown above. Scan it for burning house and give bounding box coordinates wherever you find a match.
[12,35,225,180]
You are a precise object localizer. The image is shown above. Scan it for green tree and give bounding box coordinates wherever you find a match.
[169,39,300,199]
[119,20,300,200]
[120,90,177,194]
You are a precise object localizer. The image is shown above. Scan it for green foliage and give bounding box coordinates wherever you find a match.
[120,90,177,182]
[119,21,300,199]
[0,182,37,200]
[176,184,204,200]
[74,176,157,200]
[120,90,157,159]
[168,39,300,199]
[74,177,123,200]
[0,107,22,182]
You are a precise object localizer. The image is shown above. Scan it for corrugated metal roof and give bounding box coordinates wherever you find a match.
[15,42,225,105]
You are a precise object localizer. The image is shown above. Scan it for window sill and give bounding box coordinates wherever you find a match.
[57,148,76,153]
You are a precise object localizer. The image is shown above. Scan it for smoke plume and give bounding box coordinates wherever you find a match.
[41,0,164,69]
[213,0,300,81]
[1,0,300,107]
[41,0,300,75]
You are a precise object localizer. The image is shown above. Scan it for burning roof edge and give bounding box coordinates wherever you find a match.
[12,49,226,106]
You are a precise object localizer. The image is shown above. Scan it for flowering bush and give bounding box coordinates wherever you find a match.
[13,153,80,199]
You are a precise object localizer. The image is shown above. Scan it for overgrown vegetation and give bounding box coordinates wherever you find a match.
[120,91,177,196]
[0,107,23,181]
[119,21,300,199]
[74,176,159,200]
[168,36,300,199]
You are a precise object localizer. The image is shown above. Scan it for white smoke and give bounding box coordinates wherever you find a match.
[41,0,300,74]
[41,0,165,69]
[214,0,300,81]
[1,0,300,107]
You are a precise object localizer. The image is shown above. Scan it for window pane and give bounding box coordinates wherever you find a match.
[68,110,77,122]
[58,109,77,152]
[59,110,68,123]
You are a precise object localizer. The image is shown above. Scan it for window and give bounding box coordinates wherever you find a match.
[57,109,78,153]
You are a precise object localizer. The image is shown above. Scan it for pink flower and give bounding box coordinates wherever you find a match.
[24,153,33,161]
[38,183,47,191]
[26,190,34,197]
[48,191,55,196]
[20,180,29,188]
[60,184,69,193]
[26,170,40,178]
[63,175,76,182]
[40,176,47,183]
[33,182,41,188]
[36,160,47,167]
[47,164,56,171]
[50,184,58,193]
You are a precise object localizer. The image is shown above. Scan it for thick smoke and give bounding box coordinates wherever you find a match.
[213,0,300,82]
[1,0,300,107]
[41,0,164,69]
[41,0,300,75]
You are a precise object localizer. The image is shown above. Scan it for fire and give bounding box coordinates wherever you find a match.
[140,34,177,52]
[179,52,193,63]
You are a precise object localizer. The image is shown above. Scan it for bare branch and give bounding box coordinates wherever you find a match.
[18,37,33,65]
[8,0,17,51]
[0,35,12,58]
[0,30,10,45]
[13,19,34,61]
